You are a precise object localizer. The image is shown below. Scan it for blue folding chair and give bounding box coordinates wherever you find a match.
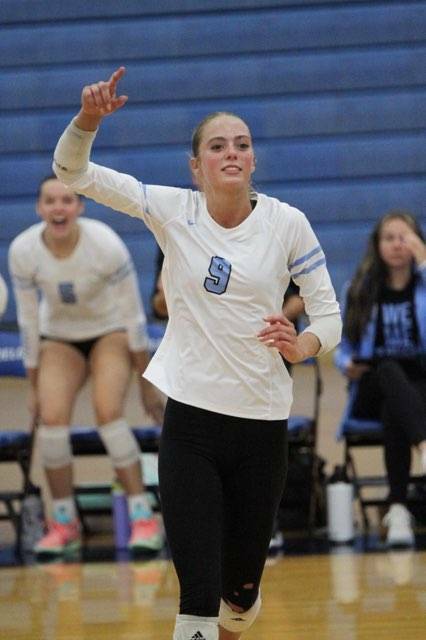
[0,429,32,544]
[0,330,32,548]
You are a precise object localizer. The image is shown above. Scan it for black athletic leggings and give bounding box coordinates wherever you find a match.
[352,359,426,504]
[158,398,288,617]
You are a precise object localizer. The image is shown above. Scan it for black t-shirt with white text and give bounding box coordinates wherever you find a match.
[374,276,423,378]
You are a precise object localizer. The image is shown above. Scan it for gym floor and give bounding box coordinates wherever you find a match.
[1,357,425,638]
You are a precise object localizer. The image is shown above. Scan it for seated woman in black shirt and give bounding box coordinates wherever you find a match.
[335,210,426,547]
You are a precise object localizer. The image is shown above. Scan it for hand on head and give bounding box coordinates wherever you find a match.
[401,230,426,265]
[81,66,128,117]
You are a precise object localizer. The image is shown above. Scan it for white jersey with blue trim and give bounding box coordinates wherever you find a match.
[53,119,341,419]
[9,217,148,368]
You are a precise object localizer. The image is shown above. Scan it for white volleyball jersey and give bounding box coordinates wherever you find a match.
[53,120,341,419]
[0,272,8,318]
[9,217,148,368]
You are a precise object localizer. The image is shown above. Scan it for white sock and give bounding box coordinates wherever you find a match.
[173,614,219,640]
[128,493,152,521]
[52,497,77,524]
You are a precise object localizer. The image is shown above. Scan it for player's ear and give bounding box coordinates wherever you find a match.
[189,156,203,190]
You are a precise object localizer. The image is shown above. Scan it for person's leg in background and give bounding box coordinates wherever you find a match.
[219,418,288,640]
[35,340,87,554]
[376,360,426,546]
[90,331,163,552]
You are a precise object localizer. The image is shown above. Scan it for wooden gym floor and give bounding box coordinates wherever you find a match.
[1,358,426,638]
[0,551,425,639]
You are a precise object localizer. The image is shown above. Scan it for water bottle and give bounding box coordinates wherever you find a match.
[112,479,130,549]
[20,487,45,551]
[326,465,354,543]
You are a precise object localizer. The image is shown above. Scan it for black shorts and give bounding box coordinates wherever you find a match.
[40,335,101,360]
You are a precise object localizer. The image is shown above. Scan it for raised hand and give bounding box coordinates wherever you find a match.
[81,66,128,117]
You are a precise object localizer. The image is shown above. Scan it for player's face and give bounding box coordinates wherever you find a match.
[191,115,255,194]
[378,218,415,269]
[37,179,83,239]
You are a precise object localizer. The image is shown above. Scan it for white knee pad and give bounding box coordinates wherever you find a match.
[98,418,140,469]
[38,425,72,469]
[219,593,261,633]
[173,614,218,640]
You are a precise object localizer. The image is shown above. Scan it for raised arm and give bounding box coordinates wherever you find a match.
[53,66,129,177]
[75,66,128,131]
[52,66,150,221]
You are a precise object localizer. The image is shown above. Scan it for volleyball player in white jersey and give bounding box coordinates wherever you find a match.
[9,175,165,556]
[53,67,341,640]
[0,272,8,319]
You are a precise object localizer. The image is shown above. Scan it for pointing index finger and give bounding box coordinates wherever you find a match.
[108,66,126,93]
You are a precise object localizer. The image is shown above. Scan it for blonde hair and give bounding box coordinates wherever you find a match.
[191,111,251,157]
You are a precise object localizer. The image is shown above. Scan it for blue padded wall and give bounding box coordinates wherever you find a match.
[1,0,425,325]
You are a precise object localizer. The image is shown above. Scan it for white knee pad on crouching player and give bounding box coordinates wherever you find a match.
[98,418,140,469]
[38,425,72,469]
[219,593,262,633]
[173,614,219,640]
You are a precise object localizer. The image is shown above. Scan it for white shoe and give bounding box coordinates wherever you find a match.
[382,504,415,547]
[269,529,284,552]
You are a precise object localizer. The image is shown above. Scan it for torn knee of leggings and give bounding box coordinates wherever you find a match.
[224,583,258,612]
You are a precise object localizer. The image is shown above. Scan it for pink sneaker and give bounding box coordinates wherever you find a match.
[129,516,163,552]
[34,520,81,555]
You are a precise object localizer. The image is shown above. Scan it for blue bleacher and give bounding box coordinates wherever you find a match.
[2,89,426,155]
[3,46,426,112]
[2,132,425,198]
[1,0,425,330]
[2,5,426,68]
[0,1,388,24]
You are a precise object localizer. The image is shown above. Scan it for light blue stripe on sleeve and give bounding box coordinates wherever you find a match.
[289,245,322,270]
[292,257,327,278]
